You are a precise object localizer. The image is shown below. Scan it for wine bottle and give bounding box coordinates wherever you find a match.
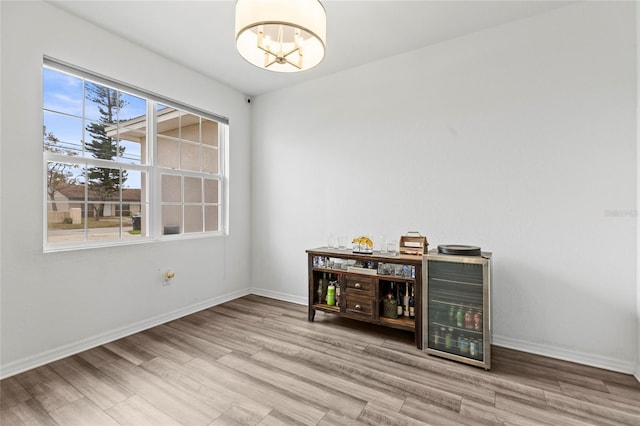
[319,272,328,304]
[403,283,410,317]
[335,281,341,307]
[396,283,404,317]
[409,285,415,319]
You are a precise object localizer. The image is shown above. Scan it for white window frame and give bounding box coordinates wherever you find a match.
[43,58,229,252]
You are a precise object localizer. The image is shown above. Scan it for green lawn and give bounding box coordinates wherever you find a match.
[49,217,131,230]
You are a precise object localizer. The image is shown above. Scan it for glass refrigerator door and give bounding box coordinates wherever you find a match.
[427,258,489,367]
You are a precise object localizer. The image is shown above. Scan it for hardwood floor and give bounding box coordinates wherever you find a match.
[2,295,639,425]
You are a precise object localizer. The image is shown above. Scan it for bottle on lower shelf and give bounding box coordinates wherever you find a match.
[382,282,398,319]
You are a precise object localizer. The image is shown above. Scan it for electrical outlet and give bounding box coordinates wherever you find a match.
[162,269,175,285]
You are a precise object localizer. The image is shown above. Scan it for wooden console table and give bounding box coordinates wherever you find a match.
[307,247,423,349]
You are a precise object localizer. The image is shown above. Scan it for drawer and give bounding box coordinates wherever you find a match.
[346,276,374,295]
[345,295,374,317]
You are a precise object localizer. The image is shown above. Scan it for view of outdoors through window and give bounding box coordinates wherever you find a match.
[43,64,223,249]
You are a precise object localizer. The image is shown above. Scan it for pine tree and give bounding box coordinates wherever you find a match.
[85,83,128,220]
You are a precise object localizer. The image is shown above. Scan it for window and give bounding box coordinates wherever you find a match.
[43,59,227,250]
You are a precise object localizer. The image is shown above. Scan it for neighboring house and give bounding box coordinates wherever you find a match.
[48,183,141,222]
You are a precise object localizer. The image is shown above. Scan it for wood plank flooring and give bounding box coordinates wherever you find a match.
[2,295,639,425]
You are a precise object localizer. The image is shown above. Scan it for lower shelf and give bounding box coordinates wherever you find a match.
[312,303,340,313]
[379,316,415,332]
[312,304,415,332]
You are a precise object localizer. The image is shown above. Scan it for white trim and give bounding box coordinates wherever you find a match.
[492,334,636,375]
[249,287,307,306]
[0,288,251,380]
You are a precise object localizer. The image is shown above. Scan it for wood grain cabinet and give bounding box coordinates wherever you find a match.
[307,247,424,349]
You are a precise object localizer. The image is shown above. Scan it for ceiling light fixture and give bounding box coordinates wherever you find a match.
[235,0,327,72]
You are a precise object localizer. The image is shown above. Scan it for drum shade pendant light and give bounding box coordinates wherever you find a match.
[235,0,327,72]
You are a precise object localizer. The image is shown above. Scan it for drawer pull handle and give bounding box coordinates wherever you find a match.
[355,304,362,310]
[355,283,361,288]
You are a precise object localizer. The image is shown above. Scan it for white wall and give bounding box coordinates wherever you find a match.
[636,0,640,383]
[0,1,251,378]
[251,2,638,373]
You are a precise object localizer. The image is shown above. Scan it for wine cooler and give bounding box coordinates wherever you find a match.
[422,248,492,369]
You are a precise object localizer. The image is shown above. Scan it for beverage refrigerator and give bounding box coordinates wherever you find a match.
[422,249,492,369]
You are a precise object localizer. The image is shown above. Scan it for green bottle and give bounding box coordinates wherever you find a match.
[327,281,336,306]
[319,272,328,304]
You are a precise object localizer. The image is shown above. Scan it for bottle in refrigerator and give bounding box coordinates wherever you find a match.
[464,308,473,329]
[474,311,482,331]
[456,306,464,328]
[445,328,453,349]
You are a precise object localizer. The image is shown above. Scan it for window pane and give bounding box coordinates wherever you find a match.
[87,202,121,241]
[157,104,179,138]
[118,92,146,122]
[44,111,84,156]
[46,163,86,245]
[125,170,145,203]
[85,82,119,122]
[47,209,85,244]
[117,92,147,165]
[181,142,200,171]
[46,160,82,204]
[123,170,146,238]
[202,119,218,146]
[158,136,179,169]
[85,120,119,161]
[204,179,218,203]
[86,167,121,204]
[202,146,218,174]
[205,206,219,232]
[162,205,181,235]
[126,203,147,238]
[119,134,144,165]
[184,205,203,233]
[161,174,181,203]
[43,67,83,117]
[180,113,200,143]
[184,177,201,203]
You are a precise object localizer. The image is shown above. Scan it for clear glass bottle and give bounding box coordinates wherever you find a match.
[408,285,415,319]
[403,284,410,317]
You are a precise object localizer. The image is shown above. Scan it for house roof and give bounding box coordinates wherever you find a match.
[56,183,141,202]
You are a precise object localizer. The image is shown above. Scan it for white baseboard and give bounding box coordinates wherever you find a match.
[492,334,636,375]
[249,287,307,306]
[0,288,251,380]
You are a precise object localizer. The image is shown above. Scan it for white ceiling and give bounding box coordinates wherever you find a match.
[48,0,572,97]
